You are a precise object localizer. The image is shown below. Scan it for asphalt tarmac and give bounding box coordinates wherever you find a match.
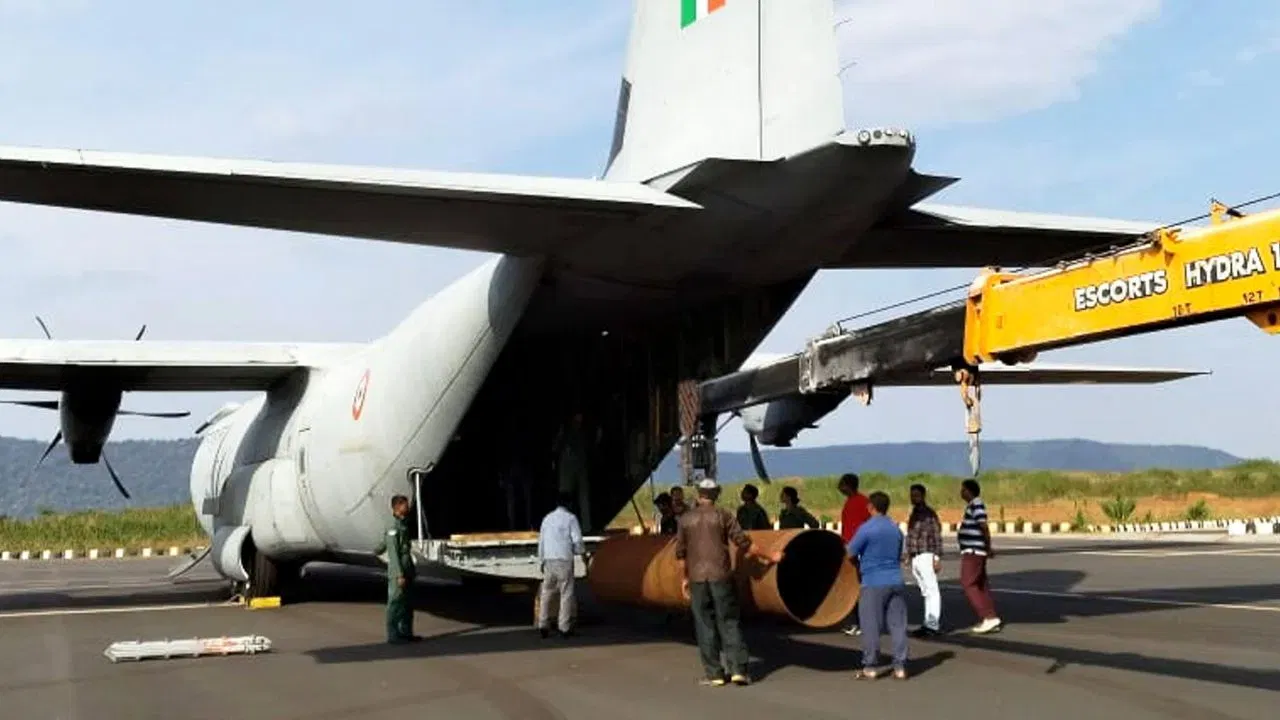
[0,534,1276,720]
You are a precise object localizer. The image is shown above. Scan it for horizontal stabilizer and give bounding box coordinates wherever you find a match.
[881,172,959,211]
[832,202,1160,269]
[0,145,698,255]
[706,350,1207,415]
[0,339,364,391]
[878,362,1209,386]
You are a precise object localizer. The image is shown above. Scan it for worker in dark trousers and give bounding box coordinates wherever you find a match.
[654,492,679,535]
[736,483,772,530]
[848,491,910,680]
[778,486,820,529]
[374,494,421,644]
[676,478,783,687]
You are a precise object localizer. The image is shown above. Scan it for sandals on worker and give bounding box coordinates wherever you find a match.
[852,668,882,680]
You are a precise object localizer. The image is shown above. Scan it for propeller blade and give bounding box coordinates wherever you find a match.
[134,324,147,341]
[34,315,51,339]
[118,409,192,419]
[100,451,132,499]
[35,430,62,469]
[0,399,60,411]
[167,545,211,581]
[748,434,771,484]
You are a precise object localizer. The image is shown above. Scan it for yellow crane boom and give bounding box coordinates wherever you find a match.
[952,199,1280,474]
[690,199,1280,478]
[963,200,1280,367]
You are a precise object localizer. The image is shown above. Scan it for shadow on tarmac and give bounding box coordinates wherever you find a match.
[297,563,1280,692]
[294,564,952,678]
[926,568,1280,693]
[5,555,1277,691]
[0,579,230,614]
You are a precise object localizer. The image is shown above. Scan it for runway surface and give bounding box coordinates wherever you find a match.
[0,534,1276,719]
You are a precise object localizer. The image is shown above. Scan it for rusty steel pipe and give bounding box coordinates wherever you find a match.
[587,528,860,628]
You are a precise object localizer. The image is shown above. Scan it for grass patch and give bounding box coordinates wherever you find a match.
[0,506,204,553]
[620,460,1280,527]
[7,461,1280,549]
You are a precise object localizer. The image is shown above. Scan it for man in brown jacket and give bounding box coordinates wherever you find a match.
[675,478,783,687]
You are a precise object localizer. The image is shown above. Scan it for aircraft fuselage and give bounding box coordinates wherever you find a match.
[184,135,918,585]
[189,256,544,582]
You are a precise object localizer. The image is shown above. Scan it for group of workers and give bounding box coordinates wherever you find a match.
[825,473,1003,678]
[653,481,822,534]
[378,468,1006,684]
[650,473,1002,683]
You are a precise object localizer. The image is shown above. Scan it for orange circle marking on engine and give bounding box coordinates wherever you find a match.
[352,369,371,421]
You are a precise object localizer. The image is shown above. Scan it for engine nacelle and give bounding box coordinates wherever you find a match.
[243,458,323,558]
[739,393,846,447]
[203,458,324,583]
[210,524,252,582]
[60,386,124,463]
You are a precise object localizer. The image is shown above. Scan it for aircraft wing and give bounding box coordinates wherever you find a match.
[0,146,699,256]
[876,362,1208,387]
[832,202,1160,268]
[0,339,364,391]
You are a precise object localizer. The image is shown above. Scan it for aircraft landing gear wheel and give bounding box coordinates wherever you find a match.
[247,552,304,604]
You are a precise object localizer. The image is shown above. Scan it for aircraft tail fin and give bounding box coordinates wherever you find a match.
[603,0,846,183]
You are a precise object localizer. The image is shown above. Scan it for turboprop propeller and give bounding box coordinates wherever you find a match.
[0,317,192,499]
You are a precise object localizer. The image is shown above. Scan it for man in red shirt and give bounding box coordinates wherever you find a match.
[838,473,871,636]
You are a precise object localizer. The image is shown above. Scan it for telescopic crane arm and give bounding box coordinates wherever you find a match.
[963,200,1280,366]
[957,200,1280,473]
[688,200,1276,480]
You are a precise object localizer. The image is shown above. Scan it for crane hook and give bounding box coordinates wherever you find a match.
[955,367,982,476]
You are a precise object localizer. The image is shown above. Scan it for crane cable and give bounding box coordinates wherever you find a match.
[832,189,1280,328]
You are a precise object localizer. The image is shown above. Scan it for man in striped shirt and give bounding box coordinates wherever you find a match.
[957,479,1002,634]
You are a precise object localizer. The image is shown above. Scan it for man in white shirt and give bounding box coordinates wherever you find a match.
[537,491,586,638]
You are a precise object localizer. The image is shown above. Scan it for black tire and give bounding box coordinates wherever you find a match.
[247,549,279,600]
[245,534,308,603]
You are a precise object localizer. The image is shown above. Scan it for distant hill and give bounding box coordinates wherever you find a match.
[0,435,1243,519]
[652,439,1243,483]
[0,437,200,519]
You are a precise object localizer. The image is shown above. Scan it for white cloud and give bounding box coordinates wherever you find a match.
[1185,68,1225,88]
[835,0,1162,128]
[1237,36,1280,63]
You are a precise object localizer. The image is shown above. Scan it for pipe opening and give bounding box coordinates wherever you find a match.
[774,530,859,626]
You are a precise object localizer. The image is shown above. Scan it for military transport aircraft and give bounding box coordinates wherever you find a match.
[0,0,1199,597]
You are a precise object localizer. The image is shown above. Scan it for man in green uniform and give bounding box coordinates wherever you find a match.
[777,486,821,529]
[735,483,771,530]
[374,494,421,644]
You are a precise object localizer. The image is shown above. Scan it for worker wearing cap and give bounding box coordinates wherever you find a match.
[374,494,421,644]
[675,478,783,687]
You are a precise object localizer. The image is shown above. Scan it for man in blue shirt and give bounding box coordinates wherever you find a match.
[847,491,909,680]
[537,492,585,639]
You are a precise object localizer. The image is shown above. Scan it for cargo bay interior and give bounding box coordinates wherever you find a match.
[416,276,811,538]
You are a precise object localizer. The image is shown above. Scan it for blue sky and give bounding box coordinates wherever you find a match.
[0,0,1278,459]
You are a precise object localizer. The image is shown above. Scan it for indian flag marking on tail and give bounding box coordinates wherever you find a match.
[681,0,727,28]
